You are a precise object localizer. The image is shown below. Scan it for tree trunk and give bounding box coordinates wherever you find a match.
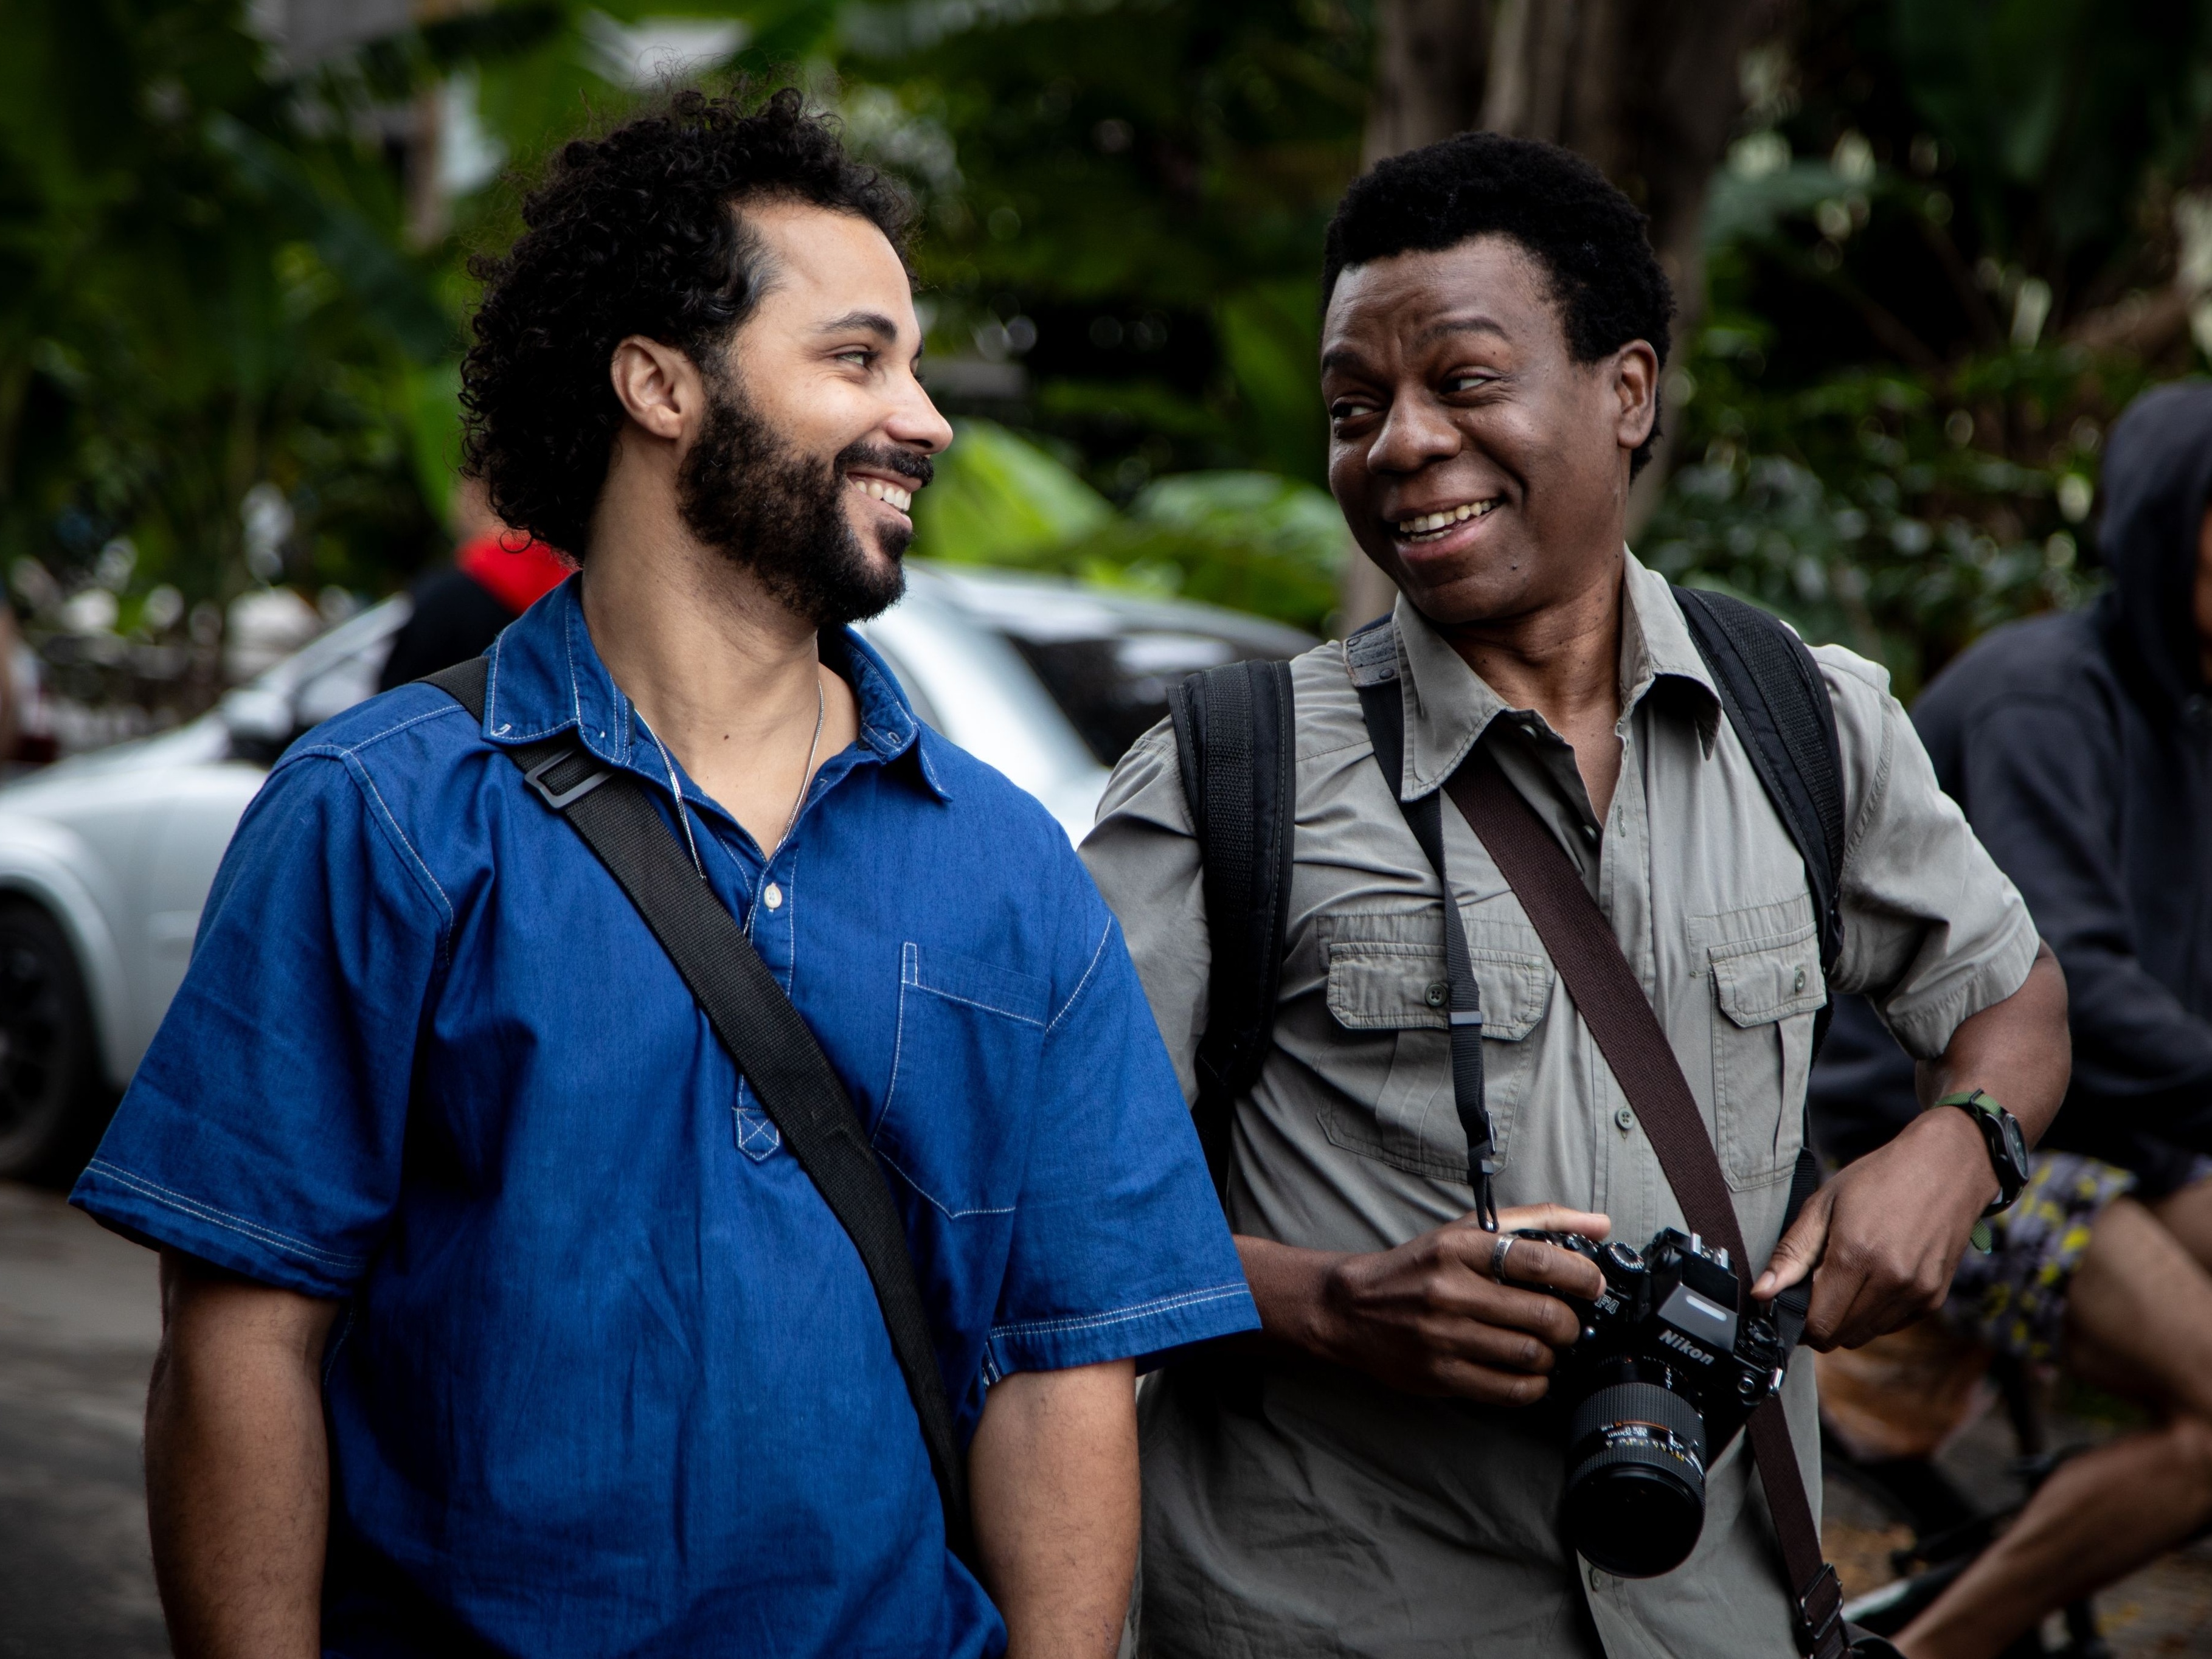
[1342,0,1770,628]
[1362,0,1493,167]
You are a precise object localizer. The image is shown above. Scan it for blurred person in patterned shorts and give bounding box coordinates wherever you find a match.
[1811,381,2212,1659]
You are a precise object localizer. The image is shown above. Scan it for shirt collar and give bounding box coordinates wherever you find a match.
[478,574,948,801]
[1392,548,1722,799]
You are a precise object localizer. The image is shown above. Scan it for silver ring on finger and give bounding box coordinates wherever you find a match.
[1490,1233,1516,1282]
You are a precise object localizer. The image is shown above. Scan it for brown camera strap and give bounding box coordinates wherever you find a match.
[1443,748,1845,1659]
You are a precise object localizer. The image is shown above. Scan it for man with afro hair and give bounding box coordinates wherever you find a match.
[1084,131,2068,1658]
[74,86,1257,1658]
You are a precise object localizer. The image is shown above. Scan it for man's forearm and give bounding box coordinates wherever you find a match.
[968,1358,1138,1659]
[147,1250,338,1659]
[1918,939,2071,1145]
[1235,1234,1346,1357]
[1755,943,2072,1342]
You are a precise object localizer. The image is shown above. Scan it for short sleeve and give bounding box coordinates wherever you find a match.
[1078,723,1212,1104]
[69,750,447,1297]
[1817,645,2040,1059]
[980,879,1255,1380]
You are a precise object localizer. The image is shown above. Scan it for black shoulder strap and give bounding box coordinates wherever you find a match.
[1672,587,1845,997]
[1345,618,1499,1228]
[1167,659,1296,1199]
[422,655,974,1565]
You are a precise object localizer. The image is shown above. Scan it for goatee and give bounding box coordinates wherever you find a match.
[674,372,931,626]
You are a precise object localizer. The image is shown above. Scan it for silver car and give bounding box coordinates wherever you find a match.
[0,564,1311,1177]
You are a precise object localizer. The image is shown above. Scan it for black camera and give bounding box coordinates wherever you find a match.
[1512,1226,1790,1579]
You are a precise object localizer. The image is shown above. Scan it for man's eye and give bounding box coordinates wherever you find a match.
[1331,400,1378,421]
[836,348,875,368]
[1443,373,1493,394]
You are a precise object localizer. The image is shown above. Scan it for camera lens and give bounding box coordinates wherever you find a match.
[1562,1379,1708,1578]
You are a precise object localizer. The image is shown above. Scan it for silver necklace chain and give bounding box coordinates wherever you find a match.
[647,671,828,882]
[775,677,827,856]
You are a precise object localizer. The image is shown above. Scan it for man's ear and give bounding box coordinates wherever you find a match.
[1610,341,1660,455]
[609,335,705,443]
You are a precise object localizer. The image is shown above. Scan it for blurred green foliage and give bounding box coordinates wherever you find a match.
[0,0,1367,640]
[10,0,2212,678]
[915,420,1348,625]
[0,0,447,608]
[1648,0,2212,692]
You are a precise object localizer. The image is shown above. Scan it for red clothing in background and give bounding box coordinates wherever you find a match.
[456,535,569,614]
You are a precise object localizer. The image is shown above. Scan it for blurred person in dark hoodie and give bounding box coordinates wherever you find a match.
[377,477,569,690]
[1811,379,2212,1659]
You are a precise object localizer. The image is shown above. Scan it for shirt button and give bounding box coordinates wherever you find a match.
[1794,965,1808,992]
[1589,1565,1606,1591]
[763,882,783,910]
[1424,982,1448,1008]
[1615,1106,1635,1132]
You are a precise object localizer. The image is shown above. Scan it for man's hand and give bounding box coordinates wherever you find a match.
[969,1358,1138,1659]
[1753,940,2070,1349]
[146,1249,339,1659]
[1752,1104,1994,1348]
[1237,1204,1612,1405]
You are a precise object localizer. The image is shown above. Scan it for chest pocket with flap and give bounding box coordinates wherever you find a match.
[1701,902,1826,1190]
[1316,910,1555,1182]
[872,942,1049,1219]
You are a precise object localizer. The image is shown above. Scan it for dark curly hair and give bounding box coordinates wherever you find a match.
[461,86,914,556]
[1322,132,1675,473]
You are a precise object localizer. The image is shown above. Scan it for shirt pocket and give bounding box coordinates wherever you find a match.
[872,942,1050,1220]
[1699,901,1826,1190]
[1316,912,1555,1182]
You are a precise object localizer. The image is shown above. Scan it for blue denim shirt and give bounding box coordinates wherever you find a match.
[74,577,1255,1658]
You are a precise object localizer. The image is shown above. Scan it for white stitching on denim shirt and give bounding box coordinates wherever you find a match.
[641,720,705,880]
[987,1283,1252,1344]
[1044,916,1114,1035]
[331,702,466,755]
[345,755,454,930]
[881,1154,1016,1219]
[564,603,584,732]
[775,843,797,990]
[86,1160,365,1271]
[877,943,915,1136]
[910,983,1046,1027]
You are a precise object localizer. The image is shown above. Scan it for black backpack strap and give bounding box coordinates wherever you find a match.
[1167,659,1296,1200]
[1672,588,1845,994]
[421,655,974,1565]
[1671,587,1847,1357]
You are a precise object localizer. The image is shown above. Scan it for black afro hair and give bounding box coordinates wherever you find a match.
[461,86,914,557]
[1322,131,1675,473]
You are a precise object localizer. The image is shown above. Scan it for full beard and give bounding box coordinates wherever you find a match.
[674,373,927,627]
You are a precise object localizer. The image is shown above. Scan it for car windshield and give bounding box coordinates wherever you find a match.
[1001,625,1305,766]
[911,568,1314,769]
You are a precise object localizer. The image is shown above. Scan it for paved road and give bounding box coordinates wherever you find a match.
[5,1180,2210,1657]
[0,1181,168,1658]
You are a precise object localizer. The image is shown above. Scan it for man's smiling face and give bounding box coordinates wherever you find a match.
[1321,234,1657,628]
[673,198,952,623]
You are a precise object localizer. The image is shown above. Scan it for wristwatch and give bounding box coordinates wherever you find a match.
[1935,1089,2031,1251]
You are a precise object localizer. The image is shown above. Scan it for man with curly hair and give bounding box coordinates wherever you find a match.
[1082,132,2069,1658]
[72,88,1255,1658]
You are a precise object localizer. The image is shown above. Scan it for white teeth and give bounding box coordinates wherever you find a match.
[855,477,914,512]
[1395,499,1497,540]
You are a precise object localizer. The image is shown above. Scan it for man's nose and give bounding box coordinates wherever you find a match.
[1368,390,1462,475]
[887,373,955,456]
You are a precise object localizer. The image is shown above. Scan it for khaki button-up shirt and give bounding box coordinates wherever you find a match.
[1081,554,2039,1659]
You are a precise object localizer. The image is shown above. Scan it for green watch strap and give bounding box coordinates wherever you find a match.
[1933,1087,2003,1116]
[1934,1089,2026,1234]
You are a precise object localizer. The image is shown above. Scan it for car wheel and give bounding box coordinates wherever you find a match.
[0,899,106,1182]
